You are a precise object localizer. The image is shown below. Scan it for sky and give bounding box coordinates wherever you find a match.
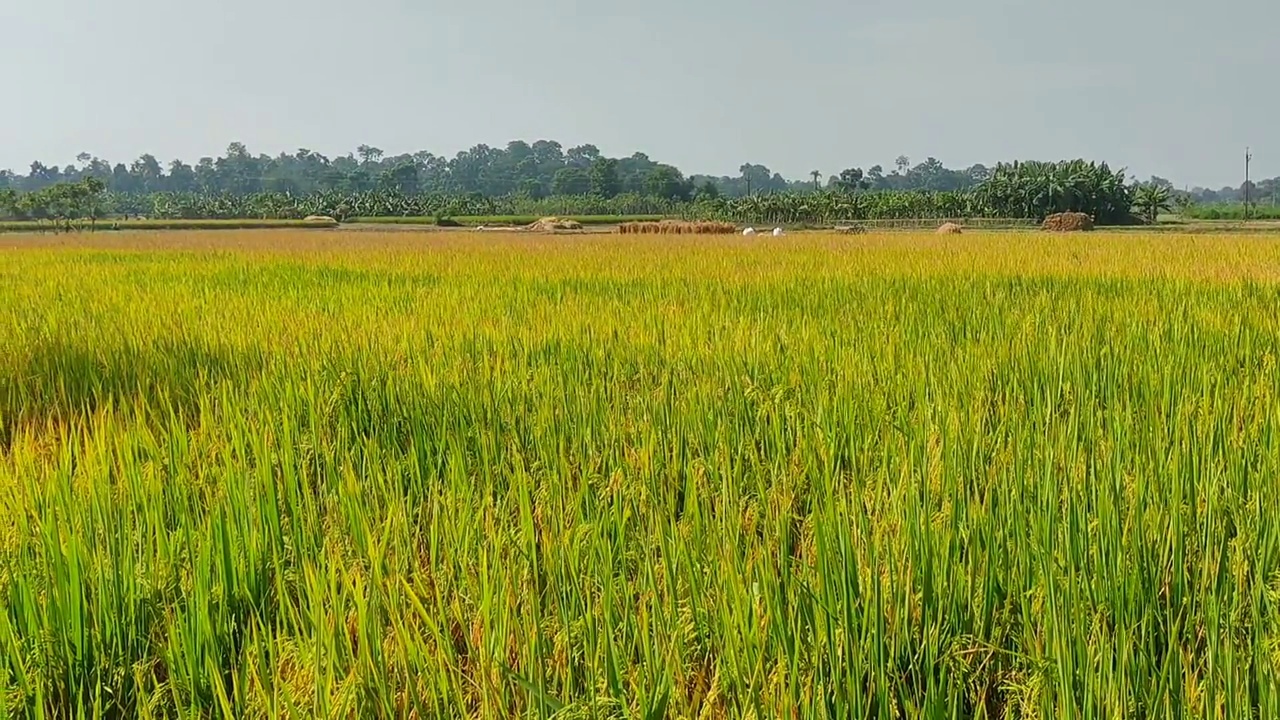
[1,0,1275,188]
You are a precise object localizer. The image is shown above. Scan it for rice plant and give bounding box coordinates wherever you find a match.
[1,230,1278,719]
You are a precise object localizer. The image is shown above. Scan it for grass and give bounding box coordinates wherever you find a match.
[349,215,666,226]
[0,218,339,233]
[1,229,1280,718]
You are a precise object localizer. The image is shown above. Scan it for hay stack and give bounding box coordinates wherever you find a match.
[617,221,736,235]
[303,215,336,223]
[1041,213,1094,232]
[524,217,583,232]
[936,222,963,235]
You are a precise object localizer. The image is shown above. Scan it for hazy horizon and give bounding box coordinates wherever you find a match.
[3,0,1274,188]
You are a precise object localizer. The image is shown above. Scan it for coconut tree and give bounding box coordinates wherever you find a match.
[810,170,822,190]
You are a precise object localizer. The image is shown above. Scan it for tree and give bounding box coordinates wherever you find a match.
[551,167,590,195]
[694,181,721,201]
[588,158,620,198]
[83,177,106,225]
[834,168,868,193]
[965,164,992,184]
[167,160,198,192]
[531,140,564,166]
[356,145,384,165]
[0,188,17,219]
[194,157,218,191]
[516,177,545,199]
[17,190,50,227]
[1132,184,1172,224]
[810,170,822,190]
[27,161,56,188]
[130,154,164,192]
[895,156,910,174]
[381,162,419,194]
[566,144,601,168]
[865,165,886,190]
[1172,191,1197,215]
[646,165,690,201]
[110,163,139,194]
[912,157,949,190]
[739,164,771,196]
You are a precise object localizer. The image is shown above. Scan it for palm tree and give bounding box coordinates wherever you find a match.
[810,170,822,190]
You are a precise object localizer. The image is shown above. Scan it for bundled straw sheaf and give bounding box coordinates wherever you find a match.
[617,220,738,235]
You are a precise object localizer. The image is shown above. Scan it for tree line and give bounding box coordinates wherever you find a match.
[0,142,1004,201]
[1146,174,1280,208]
[1,159,1170,228]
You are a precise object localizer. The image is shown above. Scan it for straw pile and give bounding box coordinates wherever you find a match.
[525,217,584,232]
[617,221,737,235]
[1041,213,1094,232]
[1044,211,1095,230]
[936,222,963,235]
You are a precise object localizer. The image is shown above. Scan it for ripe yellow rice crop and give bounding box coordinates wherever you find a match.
[1,230,1279,717]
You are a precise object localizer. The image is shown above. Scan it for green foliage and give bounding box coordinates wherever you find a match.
[102,191,685,223]
[0,218,337,233]
[644,165,692,201]
[588,158,621,199]
[1132,184,1174,224]
[1181,203,1280,220]
[972,160,1133,223]
[350,215,665,226]
[551,167,591,196]
[0,160,1144,227]
[0,178,109,232]
[832,168,870,192]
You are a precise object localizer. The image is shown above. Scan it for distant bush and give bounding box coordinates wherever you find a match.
[1181,204,1280,220]
[0,218,337,233]
[351,215,666,226]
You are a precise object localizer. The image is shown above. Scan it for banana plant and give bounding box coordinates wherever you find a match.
[1132,184,1173,224]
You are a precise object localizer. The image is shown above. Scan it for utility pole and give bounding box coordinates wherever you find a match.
[1245,147,1252,220]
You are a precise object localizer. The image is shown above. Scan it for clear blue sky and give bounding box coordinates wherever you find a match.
[1,0,1274,187]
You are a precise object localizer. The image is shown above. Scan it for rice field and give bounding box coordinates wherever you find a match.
[1,230,1279,719]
